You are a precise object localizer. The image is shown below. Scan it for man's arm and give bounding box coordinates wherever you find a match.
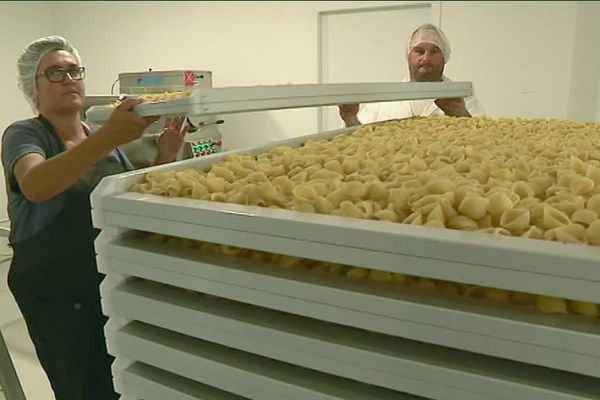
[434,97,471,117]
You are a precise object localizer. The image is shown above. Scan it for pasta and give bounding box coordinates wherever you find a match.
[535,296,568,314]
[134,118,600,246]
[149,232,600,319]
[100,90,193,109]
[500,208,530,232]
[130,117,600,319]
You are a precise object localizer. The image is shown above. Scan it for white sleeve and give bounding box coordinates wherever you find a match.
[465,96,486,117]
[357,103,378,124]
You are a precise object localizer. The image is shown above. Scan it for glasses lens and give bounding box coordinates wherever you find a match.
[43,67,85,82]
[68,67,85,80]
[46,68,66,82]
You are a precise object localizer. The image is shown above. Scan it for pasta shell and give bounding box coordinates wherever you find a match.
[347,267,369,279]
[458,195,490,220]
[488,192,513,216]
[511,292,535,305]
[424,219,445,229]
[404,211,423,225]
[521,226,545,240]
[368,181,389,201]
[585,164,600,185]
[391,273,407,285]
[570,300,599,317]
[587,220,600,245]
[535,296,568,314]
[571,209,598,227]
[570,177,594,195]
[343,181,368,198]
[425,179,454,195]
[314,196,335,214]
[553,223,587,244]
[292,184,319,202]
[447,215,478,230]
[369,269,393,283]
[339,200,365,218]
[511,181,535,200]
[500,208,531,231]
[586,194,600,214]
[210,166,236,182]
[373,206,399,222]
[484,288,510,303]
[541,206,571,229]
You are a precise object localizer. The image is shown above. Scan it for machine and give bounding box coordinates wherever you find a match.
[85,69,222,168]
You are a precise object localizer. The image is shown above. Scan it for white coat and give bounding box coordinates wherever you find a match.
[356,76,485,124]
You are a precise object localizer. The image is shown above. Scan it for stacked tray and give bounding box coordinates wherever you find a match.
[92,126,600,400]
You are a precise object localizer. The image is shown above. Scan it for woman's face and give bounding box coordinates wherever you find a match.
[36,49,85,114]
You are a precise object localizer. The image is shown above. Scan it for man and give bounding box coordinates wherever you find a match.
[339,23,484,127]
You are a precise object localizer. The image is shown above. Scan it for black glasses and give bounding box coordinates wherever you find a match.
[37,66,86,83]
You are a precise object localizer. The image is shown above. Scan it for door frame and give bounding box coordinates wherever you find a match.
[316,1,442,132]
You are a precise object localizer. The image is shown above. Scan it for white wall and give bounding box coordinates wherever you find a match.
[442,1,579,119]
[52,1,408,152]
[0,1,599,220]
[54,1,317,151]
[0,1,58,220]
[0,2,57,124]
[567,1,600,122]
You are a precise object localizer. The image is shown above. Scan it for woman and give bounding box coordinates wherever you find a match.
[1,36,187,399]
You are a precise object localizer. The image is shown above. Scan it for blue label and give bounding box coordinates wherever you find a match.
[135,77,165,86]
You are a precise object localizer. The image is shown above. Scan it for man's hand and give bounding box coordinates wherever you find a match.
[338,103,361,127]
[434,97,471,117]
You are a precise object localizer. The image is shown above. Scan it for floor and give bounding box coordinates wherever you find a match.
[0,240,54,400]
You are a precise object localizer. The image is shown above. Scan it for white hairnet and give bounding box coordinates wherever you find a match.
[17,35,81,111]
[406,24,451,63]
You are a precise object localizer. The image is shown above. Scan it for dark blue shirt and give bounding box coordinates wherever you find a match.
[1,117,133,243]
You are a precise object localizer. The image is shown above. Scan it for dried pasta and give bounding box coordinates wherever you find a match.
[131,117,600,248]
[131,117,600,318]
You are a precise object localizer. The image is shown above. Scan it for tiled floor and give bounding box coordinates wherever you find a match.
[1,249,54,400]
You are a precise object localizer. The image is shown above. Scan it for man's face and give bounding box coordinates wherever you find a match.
[408,42,445,82]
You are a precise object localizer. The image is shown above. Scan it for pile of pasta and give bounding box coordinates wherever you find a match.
[105,90,193,109]
[130,116,600,316]
[147,233,599,317]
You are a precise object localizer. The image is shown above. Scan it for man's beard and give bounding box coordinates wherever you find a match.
[410,65,443,82]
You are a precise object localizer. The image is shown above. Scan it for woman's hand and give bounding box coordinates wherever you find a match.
[154,116,188,165]
[100,98,158,148]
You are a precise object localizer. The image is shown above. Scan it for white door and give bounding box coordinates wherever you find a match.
[319,3,440,132]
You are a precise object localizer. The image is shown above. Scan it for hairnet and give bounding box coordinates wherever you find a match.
[406,24,451,63]
[17,35,81,111]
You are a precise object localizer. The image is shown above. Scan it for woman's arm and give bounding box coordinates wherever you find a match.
[153,116,187,165]
[15,99,156,203]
